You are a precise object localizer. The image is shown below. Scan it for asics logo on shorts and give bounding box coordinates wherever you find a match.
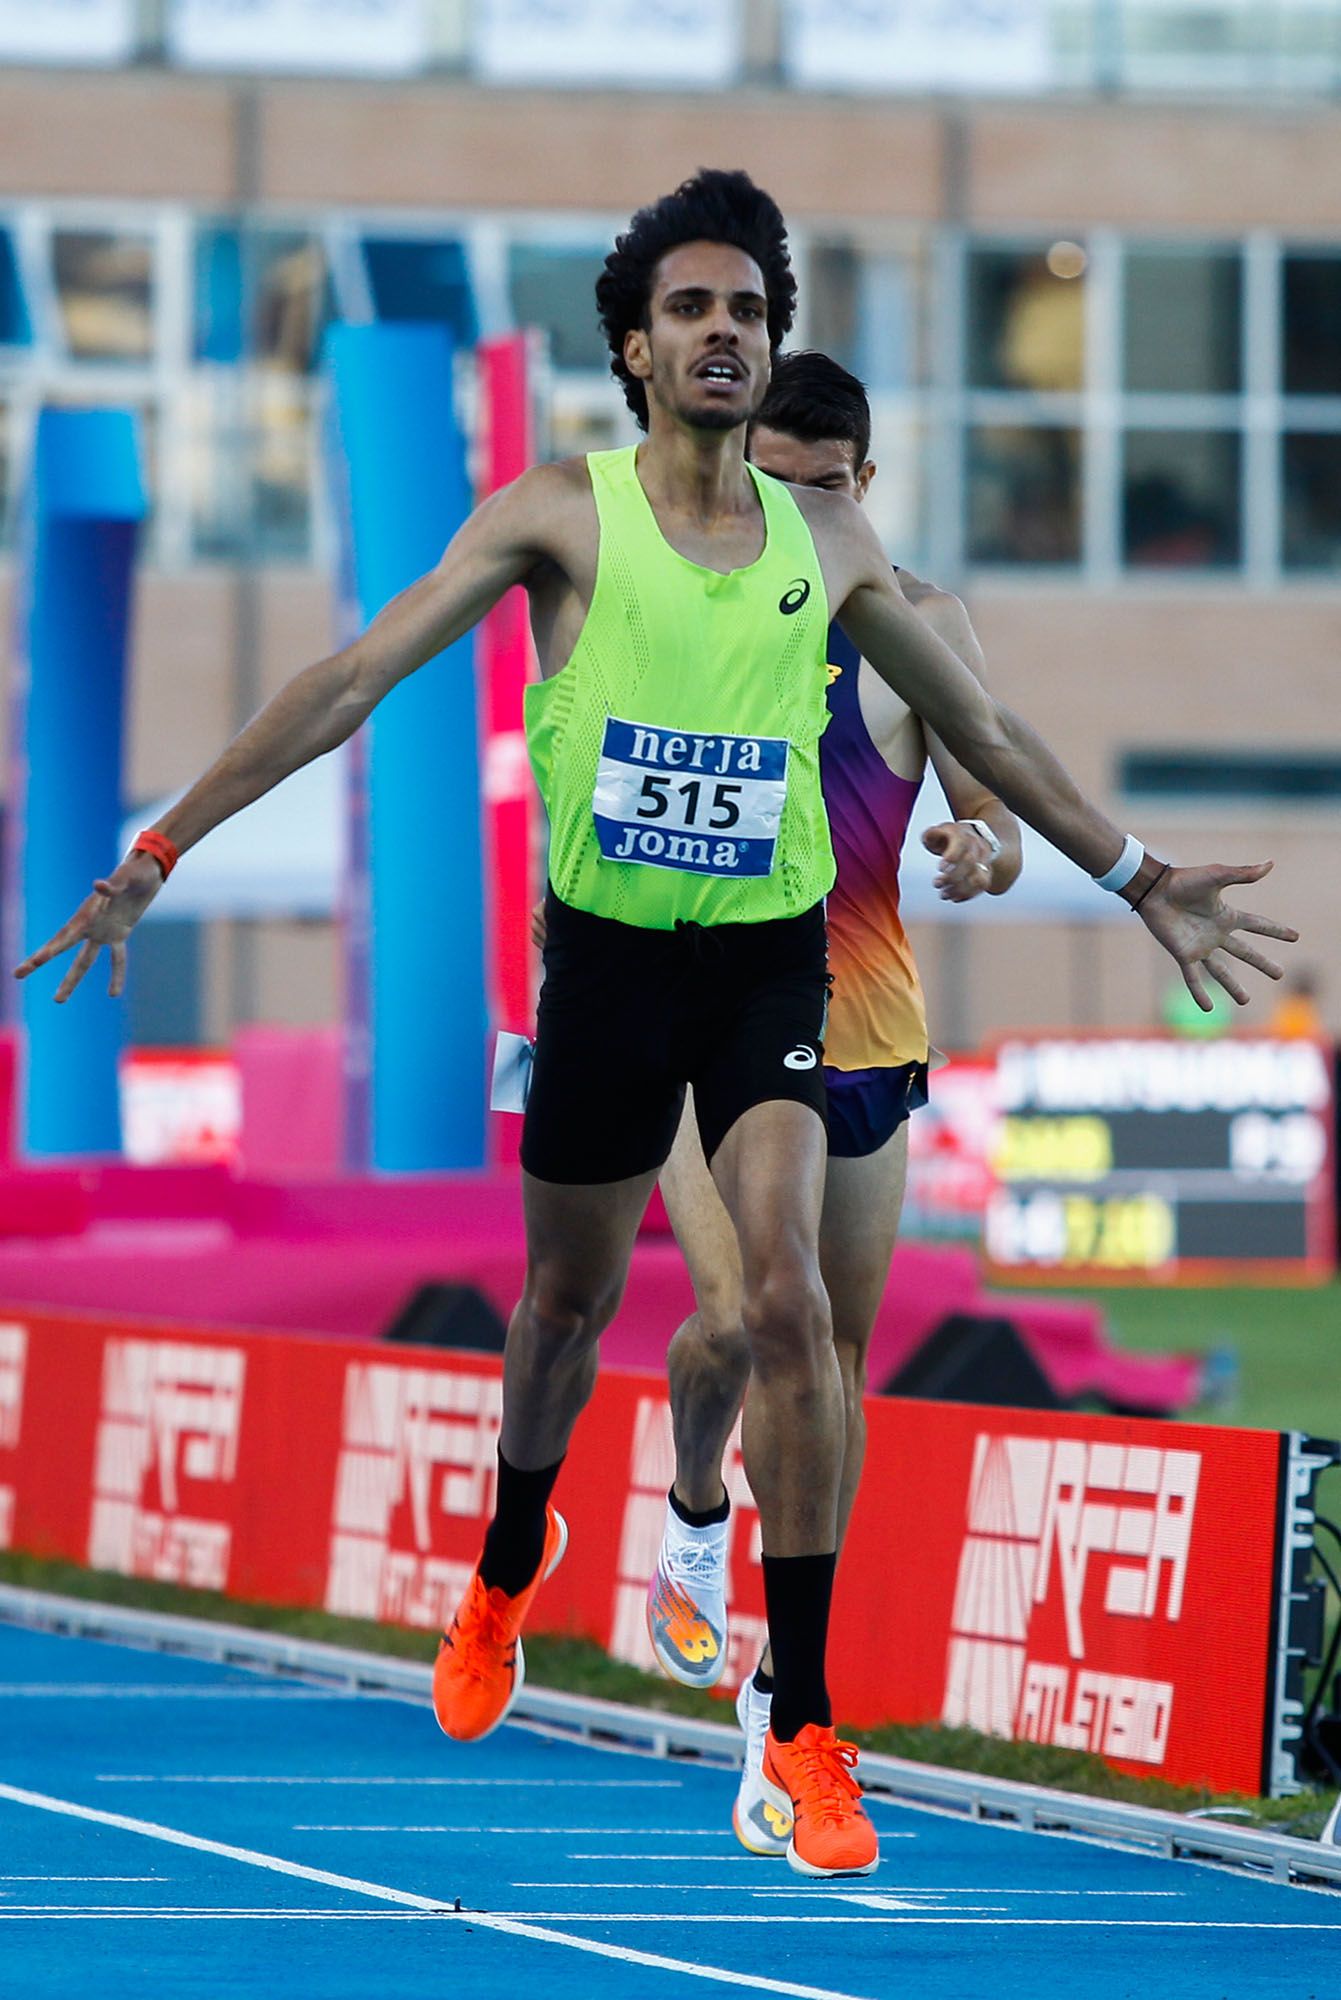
[778,578,811,615]
[784,1045,818,1070]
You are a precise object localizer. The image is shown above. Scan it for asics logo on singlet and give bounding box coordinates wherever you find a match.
[784,1046,818,1070]
[778,578,811,615]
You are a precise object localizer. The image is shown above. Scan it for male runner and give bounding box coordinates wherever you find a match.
[17,170,1295,1882]
[643,349,1021,1856]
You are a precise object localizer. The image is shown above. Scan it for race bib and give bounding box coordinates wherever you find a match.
[592,717,789,878]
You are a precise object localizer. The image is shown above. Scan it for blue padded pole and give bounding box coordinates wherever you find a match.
[6,408,145,1157]
[325,324,486,1171]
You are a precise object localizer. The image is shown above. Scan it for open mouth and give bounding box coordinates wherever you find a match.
[695,358,744,388]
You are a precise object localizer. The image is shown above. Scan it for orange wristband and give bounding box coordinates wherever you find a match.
[132,829,179,880]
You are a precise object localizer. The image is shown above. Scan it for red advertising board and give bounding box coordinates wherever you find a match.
[0,1306,1299,1796]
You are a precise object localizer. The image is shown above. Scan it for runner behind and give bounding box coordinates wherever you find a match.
[644,352,1022,1854]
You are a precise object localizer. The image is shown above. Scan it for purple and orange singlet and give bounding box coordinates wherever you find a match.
[820,624,930,1074]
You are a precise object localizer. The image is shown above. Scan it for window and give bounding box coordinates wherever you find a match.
[183,373,245,560]
[865,407,926,569]
[364,237,477,347]
[966,246,1085,394]
[1282,253,1341,396]
[1123,246,1241,394]
[0,398,11,545]
[1282,433,1341,572]
[193,224,244,364]
[806,241,913,390]
[1122,429,1240,568]
[0,228,30,347]
[966,425,1081,565]
[250,231,331,376]
[542,370,637,461]
[189,225,329,559]
[188,373,314,563]
[1121,751,1341,802]
[248,374,312,559]
[508,244,606,371]
[52,229,154,363]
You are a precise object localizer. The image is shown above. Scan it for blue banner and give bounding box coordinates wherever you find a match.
[7,408,145,1157]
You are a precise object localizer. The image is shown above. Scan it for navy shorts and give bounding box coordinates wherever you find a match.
[823,1060,928,1160]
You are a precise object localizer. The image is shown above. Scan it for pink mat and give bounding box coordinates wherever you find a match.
[0,1161,1202,1416]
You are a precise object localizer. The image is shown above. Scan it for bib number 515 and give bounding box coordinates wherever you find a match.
[636,775,743,830]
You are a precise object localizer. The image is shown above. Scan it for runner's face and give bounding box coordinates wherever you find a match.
[749,427,873,501]
[630,242,772,433]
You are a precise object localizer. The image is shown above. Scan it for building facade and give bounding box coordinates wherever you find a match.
[0,43,1336,1046]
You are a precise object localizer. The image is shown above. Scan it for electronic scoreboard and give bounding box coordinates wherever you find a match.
[985,1035,1336,1282]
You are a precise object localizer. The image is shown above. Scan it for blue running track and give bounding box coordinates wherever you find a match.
[1,1623,1337,2000]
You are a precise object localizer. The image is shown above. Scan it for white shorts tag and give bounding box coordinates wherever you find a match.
[490,1030,534,1114]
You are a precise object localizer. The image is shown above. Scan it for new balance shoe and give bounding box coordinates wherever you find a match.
[432,1505,568,1743]
[646,1495,729,1689]
[732,1671,791,1857]
[760,1723,879,1878]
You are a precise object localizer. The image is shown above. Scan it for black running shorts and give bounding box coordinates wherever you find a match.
[521,887,830,1185]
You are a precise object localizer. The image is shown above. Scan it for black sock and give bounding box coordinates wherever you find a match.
[479,1449,564,1597]
[668,1484,730,1529]
[752,1663,774,1696]
[761,1551,835,1742]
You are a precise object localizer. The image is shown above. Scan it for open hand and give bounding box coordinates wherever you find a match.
[1136,861,1298,1010]
[12,852,166,1002]
[922,821,995,903]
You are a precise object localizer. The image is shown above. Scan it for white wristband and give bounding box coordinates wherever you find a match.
[1094,834,1145,894]
[960,818,1002,861]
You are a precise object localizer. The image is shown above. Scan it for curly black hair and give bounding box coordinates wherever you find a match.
[596,169,797,430]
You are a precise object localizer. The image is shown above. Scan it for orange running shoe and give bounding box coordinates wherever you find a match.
[759,1723,879,1878]
[433,1507,568,1743]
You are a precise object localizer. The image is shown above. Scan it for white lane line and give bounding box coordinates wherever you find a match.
[548,1917,1341,1930]
[0,1783,876,2000]
[1,1912,1339,1931]
[94,1776,681,1787]
[760,1888,1184,1901]
[0,1686,344,1699]
[0,1875,166,1882]
[510,1883,1190,1897]
[838,1894,999,1912]
[559,1842,913,1857]
[513,1882,904,1892]
[293,1826,738,1835]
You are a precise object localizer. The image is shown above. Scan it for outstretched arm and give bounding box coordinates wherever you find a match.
[836,552,1297,1008]
[16,466,563,1001]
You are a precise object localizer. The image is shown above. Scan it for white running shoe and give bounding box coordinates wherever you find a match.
[733,1671,792,1857]
[645,1495,729,1689]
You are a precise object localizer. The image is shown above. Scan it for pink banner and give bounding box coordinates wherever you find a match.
[478,337,539,1070]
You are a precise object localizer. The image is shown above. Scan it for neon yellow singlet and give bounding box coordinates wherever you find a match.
[525,446,836,930]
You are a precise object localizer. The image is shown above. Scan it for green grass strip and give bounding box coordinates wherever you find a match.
[2,1549,1334,1840]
